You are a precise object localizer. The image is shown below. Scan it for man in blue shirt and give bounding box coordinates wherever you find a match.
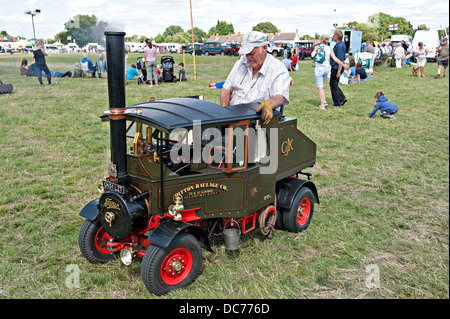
[126,64,140,81]
[81,54,96,77]
[330,30,347,107]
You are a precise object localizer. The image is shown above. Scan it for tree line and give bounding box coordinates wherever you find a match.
[42,13,448,47]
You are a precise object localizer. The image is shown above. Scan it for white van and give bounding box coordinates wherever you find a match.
[412,30,440,61]
[391,34,412,44]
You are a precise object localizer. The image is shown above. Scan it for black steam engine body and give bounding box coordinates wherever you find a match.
[77,32,319,296]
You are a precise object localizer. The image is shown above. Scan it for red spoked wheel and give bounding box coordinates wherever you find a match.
[141,232,202,296]
[297,197,312,227]
[95,226,113,255]
[79,219,117,264]
[283,187,315,233]
[160,248,193,285]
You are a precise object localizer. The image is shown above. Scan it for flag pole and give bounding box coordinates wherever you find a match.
[189,0,197,81]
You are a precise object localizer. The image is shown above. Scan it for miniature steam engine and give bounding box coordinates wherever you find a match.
[78,32,319,296]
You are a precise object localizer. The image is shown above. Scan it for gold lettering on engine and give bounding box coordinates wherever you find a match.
[104,198,120,210]
[281,138,294,157]
[174,183,229,199]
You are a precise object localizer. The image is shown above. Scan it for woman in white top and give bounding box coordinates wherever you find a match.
[144,38,158,87]
[414,42,428,77]
[312,34,348,110]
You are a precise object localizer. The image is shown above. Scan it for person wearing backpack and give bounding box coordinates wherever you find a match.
[312,34,348,110]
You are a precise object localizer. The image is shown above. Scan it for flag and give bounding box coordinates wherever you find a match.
[389,24,398,31]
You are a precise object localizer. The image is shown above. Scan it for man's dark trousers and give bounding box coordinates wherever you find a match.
[330,68,346,106]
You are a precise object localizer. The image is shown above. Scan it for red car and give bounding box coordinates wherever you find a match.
[298,41,315,59]
[225,43,240,56]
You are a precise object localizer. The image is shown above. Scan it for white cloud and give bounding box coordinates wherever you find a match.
[0,0,448,39]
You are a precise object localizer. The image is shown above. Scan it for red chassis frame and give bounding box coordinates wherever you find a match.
[97,207,273,258]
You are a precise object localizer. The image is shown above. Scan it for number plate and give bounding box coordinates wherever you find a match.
[103,180,127,194]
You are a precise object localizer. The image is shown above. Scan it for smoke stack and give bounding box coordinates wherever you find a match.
[104,31,127,186]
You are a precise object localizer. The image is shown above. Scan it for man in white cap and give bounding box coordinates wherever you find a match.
[220,31,290,125]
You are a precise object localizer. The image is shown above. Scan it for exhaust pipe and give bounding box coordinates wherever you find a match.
[104,31,127,186]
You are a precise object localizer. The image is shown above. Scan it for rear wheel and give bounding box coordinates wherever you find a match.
[275,207,285,230]
[141,232,202,296]
[283,187,314,233]
[78,219,117,264]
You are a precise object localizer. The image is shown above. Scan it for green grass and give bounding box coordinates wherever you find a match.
[0,52,448,299]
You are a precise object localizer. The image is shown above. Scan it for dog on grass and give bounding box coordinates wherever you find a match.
[412,65,419,77]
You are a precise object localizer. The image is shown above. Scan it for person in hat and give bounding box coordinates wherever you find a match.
[220,31,290,125]
[435,37,448,79]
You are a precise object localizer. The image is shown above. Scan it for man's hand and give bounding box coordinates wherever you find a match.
[256,100,275,125]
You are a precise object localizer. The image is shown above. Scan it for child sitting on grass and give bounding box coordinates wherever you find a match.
[367,91,398,119]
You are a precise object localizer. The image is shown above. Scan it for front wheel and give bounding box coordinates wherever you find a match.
[141,232,202,296]
[78,218,117,264]
[283,187,314,233]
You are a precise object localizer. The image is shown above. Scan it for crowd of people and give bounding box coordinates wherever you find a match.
[18,30,448,122]
[372,37,449,79]
[20,38,190,86]
[218,30,448,123]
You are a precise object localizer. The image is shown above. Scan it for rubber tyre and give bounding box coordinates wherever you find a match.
[283,187,314,233]
[204,51,209,56]
[141,232,202,296]
[78,219,117,264]
[275,207,285,230]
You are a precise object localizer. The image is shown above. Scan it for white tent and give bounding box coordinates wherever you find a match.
[11,40,31,49]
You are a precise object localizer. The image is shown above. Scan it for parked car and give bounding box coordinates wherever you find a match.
[225,43,240,56]
[297,41,315,59]
[267,42,284,57]
[202,42,227,56]
[185,43,203,55]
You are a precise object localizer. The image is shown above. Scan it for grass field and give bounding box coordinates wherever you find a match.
[0,51,448,299]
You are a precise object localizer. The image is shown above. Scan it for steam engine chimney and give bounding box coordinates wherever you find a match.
[104,31,128,186]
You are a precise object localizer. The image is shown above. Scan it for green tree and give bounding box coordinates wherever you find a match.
[190,27,207,43]
[342,21,378,42]
[125,34,148,43]
[154,34,165,43]
[54,14,108,47]
[208,20,234,36]
[253,22,278,34]
[166,32,191,44]
[341,12,414,42]
[163,25,185,37]
[367,12,413,40]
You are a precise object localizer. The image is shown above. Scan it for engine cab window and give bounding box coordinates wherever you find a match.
[204,120,250,173]
[126,119,264,176]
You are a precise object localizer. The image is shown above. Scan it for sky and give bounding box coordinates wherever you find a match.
[0,0,449,41]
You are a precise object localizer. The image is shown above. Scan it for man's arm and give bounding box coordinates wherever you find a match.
[220,88,231,106]
[269,94,286,109]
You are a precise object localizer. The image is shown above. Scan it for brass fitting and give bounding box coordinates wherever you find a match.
[168,195,184,221]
